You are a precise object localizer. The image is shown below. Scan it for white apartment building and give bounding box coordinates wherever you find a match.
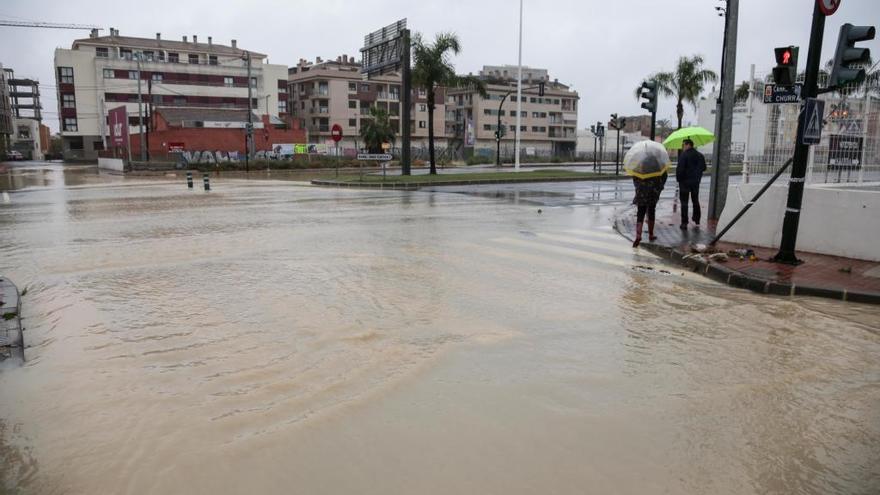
[54,28,288,159]
[448,66,579,159]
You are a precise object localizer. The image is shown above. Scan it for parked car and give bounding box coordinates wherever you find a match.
[4,150,24,161]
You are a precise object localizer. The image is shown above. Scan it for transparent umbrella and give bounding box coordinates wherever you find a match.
[623,140,671,179]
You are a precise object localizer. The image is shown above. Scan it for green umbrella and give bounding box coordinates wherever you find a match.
[662,126,715,149]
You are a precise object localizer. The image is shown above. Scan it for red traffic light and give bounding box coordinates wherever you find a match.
[782,50,792,65]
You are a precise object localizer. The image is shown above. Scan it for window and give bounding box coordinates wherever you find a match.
[531,126,540,132]
[188,54,199,64]
[532,112,539,118]
[349,118,356,127]
[103,68,115,79]
[128,71,138,80]
[209,55,218,65]
[119,48,132,60]
[96,47,108,58]
[360,83,369,92]
[142,51,154,61]
[530,97,537,103]
[62,93,76,109]
[419,104,426,112]
[418,121,426,128]
[174,96,186,105]
[157,51,165,62]
[250,77,257,89]
[349,82,357,92]
[278,101,287,113]
[168,52,179,63]
[63,117,78,131]
[521,126,526,131]
[554,99,560,105]
[510,96,517,102]
[348,100,357,109]
[93,140,105,151]
[483,124,492,130]
[418,88,426,97]
[58,67,74,84]
[152,94,162,104]
[509,125,517,132]
[151,73,163,82]
[224,77,233,87]
[301,101,305,109]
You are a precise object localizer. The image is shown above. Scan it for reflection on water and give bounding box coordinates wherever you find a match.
[1,165,878,494]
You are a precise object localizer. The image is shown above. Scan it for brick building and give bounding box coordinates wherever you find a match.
[128,107,305,156]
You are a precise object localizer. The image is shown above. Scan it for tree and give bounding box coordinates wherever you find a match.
[412,32,486,174]
[359,106,395,153]
[656,118,673,139]
[734,81,751,102]
[636,55,718,129]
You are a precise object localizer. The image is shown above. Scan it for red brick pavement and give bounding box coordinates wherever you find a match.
[615,199,880,304]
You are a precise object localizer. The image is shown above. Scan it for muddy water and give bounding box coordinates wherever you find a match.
[1,167,879,494]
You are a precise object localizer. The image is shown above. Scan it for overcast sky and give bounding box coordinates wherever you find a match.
[2,0,878,133]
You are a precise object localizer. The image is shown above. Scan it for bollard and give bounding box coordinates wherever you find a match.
[203,173,210,191]
[186,171,193,189]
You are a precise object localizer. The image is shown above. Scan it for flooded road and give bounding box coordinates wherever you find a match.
[1,163,879,494]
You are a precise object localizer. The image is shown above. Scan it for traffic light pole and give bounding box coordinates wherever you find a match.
[401,29,412,175]
[615,126,621,175]
[495,85,543,167]
[772,1,826,264]
[708,0,738,221]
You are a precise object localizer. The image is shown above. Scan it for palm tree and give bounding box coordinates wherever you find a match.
[412,32,486,174]
[359,107,395,153]
[636,55,718,129]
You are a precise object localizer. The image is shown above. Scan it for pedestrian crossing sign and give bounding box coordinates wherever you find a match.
[799,97,824,145]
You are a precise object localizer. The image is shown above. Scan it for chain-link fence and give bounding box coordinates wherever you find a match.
[732,68,880,185]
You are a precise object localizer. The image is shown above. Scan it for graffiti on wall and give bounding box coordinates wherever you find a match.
[178,143,331,164]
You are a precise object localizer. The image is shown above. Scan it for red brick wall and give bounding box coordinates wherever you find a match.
[130,114,306,155]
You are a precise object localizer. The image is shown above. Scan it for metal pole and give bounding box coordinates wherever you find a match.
[709,0,738,220]
[772,0,825,264]
[615,125,620,175]
[136,54,146,162]
[335,142,339,178]
[514,0,523,171]
[146,77,152,162]
[496,93,509,167]
[246,51,252,173]
[401,29,412,175]
[743,63,755,183]
[858,92,871,183]
[711,157,793,245]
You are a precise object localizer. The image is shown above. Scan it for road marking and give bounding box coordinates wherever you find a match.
[491,237,661,270]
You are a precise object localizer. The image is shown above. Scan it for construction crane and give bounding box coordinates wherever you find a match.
[0,20,101,31]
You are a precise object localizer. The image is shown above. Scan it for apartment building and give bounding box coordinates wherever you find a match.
[54,28,289,159]
[0,63,12,147]
[447,65,579,158]
[4,67,42,121]
[287,55,447,151]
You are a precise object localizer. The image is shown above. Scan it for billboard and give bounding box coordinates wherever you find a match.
[109,106,129,147]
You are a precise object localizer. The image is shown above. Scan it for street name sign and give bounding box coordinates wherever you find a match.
[763,83,803,104]
[357,153,393,161]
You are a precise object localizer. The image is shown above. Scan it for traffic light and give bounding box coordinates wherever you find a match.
[538,82,545,97]
[619,117,626,130]
[828,23,876,89]
[772,46,799,86]
[640,80,657,114]
[610,113,618,129]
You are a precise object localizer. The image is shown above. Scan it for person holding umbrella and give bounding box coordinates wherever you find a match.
[623,141,670,247]
[662,127,714,230]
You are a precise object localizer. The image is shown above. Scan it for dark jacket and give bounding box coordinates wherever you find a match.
[676,148,707,186]
[632,172,667,207]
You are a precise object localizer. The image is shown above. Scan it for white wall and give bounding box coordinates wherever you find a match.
[97,157,124,171]
[717,182,880,261]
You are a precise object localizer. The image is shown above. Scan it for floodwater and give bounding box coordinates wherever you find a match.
[1,163,879,494]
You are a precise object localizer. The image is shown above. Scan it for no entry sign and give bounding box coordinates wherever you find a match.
[818,0,840,16]
[331,124,343,143]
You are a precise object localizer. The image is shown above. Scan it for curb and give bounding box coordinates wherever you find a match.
[311,175,624,189]
[612,213,880,305]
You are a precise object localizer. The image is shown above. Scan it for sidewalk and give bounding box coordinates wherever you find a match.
[613,198,880,305]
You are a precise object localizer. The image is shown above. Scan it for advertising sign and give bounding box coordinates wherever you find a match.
[272,144,295,156]
[109,106,129,147]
